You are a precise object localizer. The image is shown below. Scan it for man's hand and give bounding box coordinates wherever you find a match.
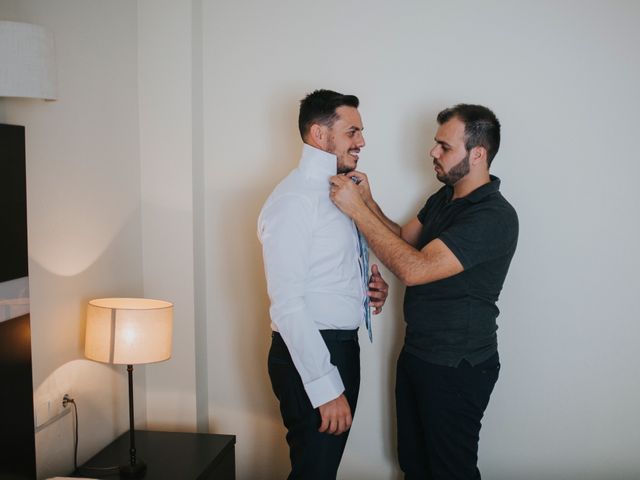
[368,264,389,314]
[329,174,367,218]
[348,171,374,207]
[318,394,352,435]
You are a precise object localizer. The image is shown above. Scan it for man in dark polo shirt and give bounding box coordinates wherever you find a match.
[329,104,518,479]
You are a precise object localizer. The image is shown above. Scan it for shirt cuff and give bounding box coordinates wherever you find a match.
[304,365,345,409]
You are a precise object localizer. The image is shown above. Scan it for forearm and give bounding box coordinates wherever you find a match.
[366,199,401,236]
[329,175,460,285]
[353,205,462,286]
[352,206,425,286]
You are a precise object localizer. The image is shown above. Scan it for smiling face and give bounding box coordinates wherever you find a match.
[430,116,470,186]
[322,106,365,174]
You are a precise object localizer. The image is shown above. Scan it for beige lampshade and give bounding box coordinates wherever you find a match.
[85,298,173,365]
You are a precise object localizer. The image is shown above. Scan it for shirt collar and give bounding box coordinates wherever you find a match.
[446,175,501,204]
[298,143,337,180]
[465,175,501,203]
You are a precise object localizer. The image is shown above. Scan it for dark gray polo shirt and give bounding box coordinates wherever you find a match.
[403,176,518,367]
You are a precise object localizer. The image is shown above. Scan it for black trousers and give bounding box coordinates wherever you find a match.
[268,330,360,480]
[396,349,500,480]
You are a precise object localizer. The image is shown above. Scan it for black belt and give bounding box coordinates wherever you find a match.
[272,329,358,342]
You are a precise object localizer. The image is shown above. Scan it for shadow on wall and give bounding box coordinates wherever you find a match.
[27,209,143,388]
[26,215,144,479]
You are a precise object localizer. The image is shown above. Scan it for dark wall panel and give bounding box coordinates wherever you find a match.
[0,314,36,480]
[0,123,36,479]
[0,124,28,283]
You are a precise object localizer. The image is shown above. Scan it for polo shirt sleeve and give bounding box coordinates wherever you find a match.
[258,193,345,408]
[417,197,434,224]
[438,203,519,270]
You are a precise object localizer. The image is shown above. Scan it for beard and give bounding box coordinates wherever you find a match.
[436,153,470,186]
[337,158,354,174]
[328,137,358,174]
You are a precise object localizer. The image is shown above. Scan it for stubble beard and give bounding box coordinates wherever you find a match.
[327,137,357,174]
[337,158,355,174]
[437,153,470,186]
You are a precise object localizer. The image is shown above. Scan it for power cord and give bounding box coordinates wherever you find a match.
[62,394,119,477]
[61,395,78,471]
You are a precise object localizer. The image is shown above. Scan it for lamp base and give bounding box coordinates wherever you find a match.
[119,460,147,478]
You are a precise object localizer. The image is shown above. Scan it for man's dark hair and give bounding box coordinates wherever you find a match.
[298,89,359,140]
[437,104,501,166]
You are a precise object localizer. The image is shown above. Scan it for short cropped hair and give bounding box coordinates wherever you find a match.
[298,89,359,140]
[437,104,501,166]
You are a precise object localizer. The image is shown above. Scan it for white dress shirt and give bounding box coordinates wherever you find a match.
[258,144,365,408]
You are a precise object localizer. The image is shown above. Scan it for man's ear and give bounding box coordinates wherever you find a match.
[470,146,487,167]
[309,123,327,148]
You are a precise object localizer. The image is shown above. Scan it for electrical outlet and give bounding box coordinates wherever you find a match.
[49,394,64,418]
[34,393,72,432]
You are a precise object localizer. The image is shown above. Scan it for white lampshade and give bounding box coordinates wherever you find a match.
[85,298,173,365]
[0,20,58,100]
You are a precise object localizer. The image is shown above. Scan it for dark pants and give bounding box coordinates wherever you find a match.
[268,330,360,480]
[396,349,500,480]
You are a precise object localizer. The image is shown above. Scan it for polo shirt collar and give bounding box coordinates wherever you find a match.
[446,175,501,204]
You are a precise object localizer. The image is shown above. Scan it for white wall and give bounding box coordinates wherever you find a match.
[0,1,143,478]
[4,1,640,479]
[201,1,640,479]
[137,0,199,432]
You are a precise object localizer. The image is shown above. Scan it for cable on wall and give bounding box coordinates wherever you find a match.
[62,395,119,477]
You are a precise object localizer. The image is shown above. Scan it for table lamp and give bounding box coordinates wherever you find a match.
[85,298,173,478]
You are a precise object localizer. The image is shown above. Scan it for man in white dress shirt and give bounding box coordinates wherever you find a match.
[258,89,389,479]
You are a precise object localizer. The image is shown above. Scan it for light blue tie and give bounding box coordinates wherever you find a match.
[357,228,372,342]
